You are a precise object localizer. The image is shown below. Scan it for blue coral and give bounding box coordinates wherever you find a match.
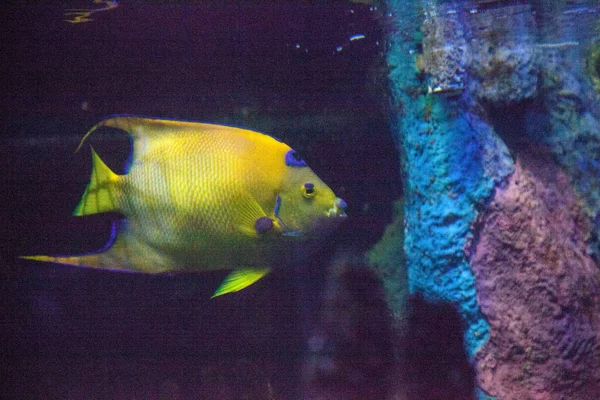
[386,2,515,359]
[387,27,514,358]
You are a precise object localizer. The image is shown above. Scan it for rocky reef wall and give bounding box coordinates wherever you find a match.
[384,1,600,398]
[472,154,600,399]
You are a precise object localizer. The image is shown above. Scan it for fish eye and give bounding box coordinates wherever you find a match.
[302,182,316,198]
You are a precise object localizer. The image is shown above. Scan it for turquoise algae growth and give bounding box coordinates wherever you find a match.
[385,0,513,359]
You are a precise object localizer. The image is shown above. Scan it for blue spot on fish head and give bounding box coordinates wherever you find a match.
[285,149,307,167]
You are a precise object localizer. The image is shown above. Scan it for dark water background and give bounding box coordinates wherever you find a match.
[1,2,399,254]
[0,2,412,399]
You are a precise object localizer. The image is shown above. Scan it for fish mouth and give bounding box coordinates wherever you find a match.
[275,195,347,237]
[327,197,348,218]
[310,198,347,234]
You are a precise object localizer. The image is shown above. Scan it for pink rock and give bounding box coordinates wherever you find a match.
[471,153,600,399]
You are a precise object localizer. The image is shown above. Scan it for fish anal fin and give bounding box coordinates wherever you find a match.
[20,219,173,274]
[19,254,102,268]
[211,268,270,298]
[73,147,121,217]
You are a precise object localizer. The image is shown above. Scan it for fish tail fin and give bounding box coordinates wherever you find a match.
[73,147,122,216]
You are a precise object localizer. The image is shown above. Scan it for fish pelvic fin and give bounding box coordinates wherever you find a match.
[73,146,122,216]
[211,268,271,298]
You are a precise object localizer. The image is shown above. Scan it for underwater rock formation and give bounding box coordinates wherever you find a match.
[421,8,466,95]
[471,155,600,399]
[540,42,600,261]
[384,0,600,398]
[466,4,538,104]
[386,0,514,359]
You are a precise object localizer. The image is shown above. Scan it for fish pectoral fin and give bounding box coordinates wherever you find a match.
[235,191,269,237]
[211,268,271,298]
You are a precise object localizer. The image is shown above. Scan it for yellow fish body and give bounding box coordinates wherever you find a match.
[23,116,347,296]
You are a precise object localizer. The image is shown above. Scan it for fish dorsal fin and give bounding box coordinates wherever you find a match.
[211,268,271,298]
[73,147,121,216]
[77,115,226,158]
[76,116,156,161]
[76,116,285,174]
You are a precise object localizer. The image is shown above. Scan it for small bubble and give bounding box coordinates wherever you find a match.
[336,46,343,52]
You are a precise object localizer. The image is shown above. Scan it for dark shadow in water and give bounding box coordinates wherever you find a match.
[302,256,395,399]
[398,294,476,400]
[0,265,306,399]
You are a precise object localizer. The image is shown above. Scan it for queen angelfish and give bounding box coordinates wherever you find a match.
[22,116,348,297]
